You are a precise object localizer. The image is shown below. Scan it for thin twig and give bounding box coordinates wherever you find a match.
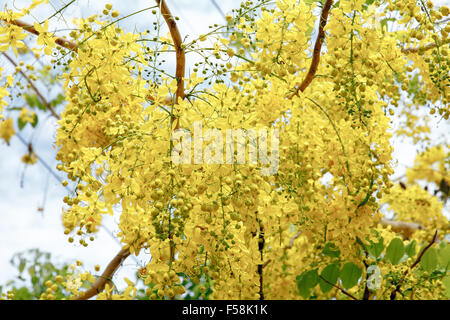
[15,133,67,187]
[318,275,359,300]
[389,230,438,300]
[41,0,76,24]
[288,0,333,98]
[2,52,60,119]
[74,248,130,300]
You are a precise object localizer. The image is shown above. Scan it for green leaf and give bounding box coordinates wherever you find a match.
[50,94,65,107]
[13,287,34,300]
[368,238,384,259]
[31,114,38,128]
[385,238,405,265]
[305,25,313,37]
[438,243,450,270]
[340,262,362,289]
[296,269,319,298]
[18,259,26,274]
[302,0,315,6]
[362,0,376,11]
[17,117,26,130]
[27,266,35,277]
[408,74,420,96]
[405,240,416,258]
[380,18,396,33]
[319,264,340,293]
[322,242,340,258]
[6,107,23,111]
[443,276,450,299]
[24,94,38,109]
[36,100,46,111]
[420,247,438,273]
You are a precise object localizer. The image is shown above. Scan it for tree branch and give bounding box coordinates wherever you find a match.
[380,218,424,239]
[3,19,78,52]
[401,38,450,54]
[283,230,302,251]
[258,224,265,300]
[389,230,438,300]
[362,256,371,300]
[2,52,60,119]
[288,0,333,98]
[155,0,185,104]
[74,248,130,300]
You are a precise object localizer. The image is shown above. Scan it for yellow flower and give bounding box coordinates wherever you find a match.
[22,152,38,165]
[19,108,35,124]
[0,117,15,144]
[33,20,56,55]
[0,25,28,57]
[29,0,50,10]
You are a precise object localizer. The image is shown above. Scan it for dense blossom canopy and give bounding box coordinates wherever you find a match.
[0,0,449,300]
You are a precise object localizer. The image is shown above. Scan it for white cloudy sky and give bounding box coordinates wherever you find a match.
[0,0,448,294]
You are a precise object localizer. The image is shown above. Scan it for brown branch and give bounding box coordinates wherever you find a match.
[401,38,450,54]
[288,0,333,98]
[4,19,78,52]
[362,257,371,300]
[389,230,438,300]
[155,1,185,276]
[145,94,173,106]
[262,259,271,268]
[155,0,185,104]
[260,231,302,270]
[74,248,130,300]
[283,230,302,251]
[318,275,359,300]
[401,42,436,54]
[380,218,424,239]
[2,52,60,119]
[258,224,265,300]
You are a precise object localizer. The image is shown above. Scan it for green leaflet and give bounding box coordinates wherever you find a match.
[385,238,405,265]
[438,243,450,270]
[319,264,340,293]
[420,248,438,273]
[340,262,362,289]
[322,242,340,258]
[368,238,384,259]
[405,240,417,258]
[296,269,318,298]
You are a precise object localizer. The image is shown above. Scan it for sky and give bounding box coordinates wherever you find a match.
[0,0,449,294]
